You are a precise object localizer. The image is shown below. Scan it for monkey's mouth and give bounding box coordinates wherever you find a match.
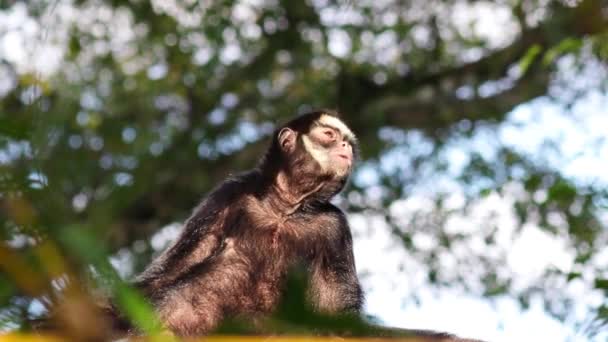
[337,154,351,162]
[336,154,353,170]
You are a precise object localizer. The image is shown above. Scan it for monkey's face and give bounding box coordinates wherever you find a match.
[277,113,358,186]
[301,114,357,179]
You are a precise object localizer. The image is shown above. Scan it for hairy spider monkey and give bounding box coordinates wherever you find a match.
[134,110,363,335]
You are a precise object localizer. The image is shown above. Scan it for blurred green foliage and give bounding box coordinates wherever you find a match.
[0,0,607,338]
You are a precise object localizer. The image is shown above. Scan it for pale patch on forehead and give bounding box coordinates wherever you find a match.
[317,114,356,143]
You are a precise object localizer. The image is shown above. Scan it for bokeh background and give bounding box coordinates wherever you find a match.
[0,0,607,341]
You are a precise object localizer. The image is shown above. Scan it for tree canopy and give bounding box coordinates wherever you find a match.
[0,0,607,338]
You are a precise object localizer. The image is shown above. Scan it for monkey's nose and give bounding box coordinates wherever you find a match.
[337,144,353,163]
[344,141,353,151]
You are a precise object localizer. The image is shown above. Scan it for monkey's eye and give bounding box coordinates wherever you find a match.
[323,130,336,140]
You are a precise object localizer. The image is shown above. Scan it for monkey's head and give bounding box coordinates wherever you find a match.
[260,110,358,198]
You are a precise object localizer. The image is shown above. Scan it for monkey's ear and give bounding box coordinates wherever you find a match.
[278,128,296,153]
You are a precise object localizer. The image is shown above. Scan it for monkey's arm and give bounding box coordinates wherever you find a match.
[308,209,363,313]
[135,211,226,291]
[134,178,245,293]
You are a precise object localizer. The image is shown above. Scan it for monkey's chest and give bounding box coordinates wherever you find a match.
[217,206,337,311]
[242,214,322,260]
[222,217,318,308]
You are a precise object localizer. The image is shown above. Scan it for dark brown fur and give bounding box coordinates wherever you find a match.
[133,111,362,336]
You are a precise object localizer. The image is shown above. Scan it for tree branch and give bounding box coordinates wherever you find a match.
[342,0,607,136]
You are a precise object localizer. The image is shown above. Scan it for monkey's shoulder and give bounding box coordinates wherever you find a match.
[288,203,351,242]
[299,202,348,224]
[191,171,261,213]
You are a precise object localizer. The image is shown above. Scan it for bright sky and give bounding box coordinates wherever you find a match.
[353,92,608,342]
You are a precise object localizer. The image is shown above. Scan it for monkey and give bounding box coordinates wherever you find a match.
[120,110,484,342]
[132,110,364,336]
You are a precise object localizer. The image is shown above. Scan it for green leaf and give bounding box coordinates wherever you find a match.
[543,38,583,66]
[518,44,542,75]
[594,278,608,290]
[114,283,163,334]
[567,272,582,282]
[0,118,30,140]
[479,188,492,197]
[547,180,577,204]
[58,225,162,334]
